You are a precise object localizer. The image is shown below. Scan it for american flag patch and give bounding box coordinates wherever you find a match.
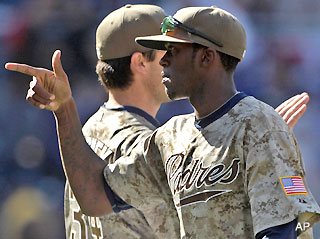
[279,176,308,196]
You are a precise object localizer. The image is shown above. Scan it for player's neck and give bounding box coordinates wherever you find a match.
[105,89,161,118]
[191,74,237,119]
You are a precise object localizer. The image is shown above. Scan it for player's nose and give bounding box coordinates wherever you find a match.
[159,52,170,67]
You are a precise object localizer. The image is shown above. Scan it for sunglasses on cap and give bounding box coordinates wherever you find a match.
[160,16,224,48]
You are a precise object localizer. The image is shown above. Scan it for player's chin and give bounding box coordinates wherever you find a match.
[165,88,174,100]
[165,88,181,101]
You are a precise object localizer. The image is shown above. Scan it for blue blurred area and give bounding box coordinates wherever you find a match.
[1,0,320,238]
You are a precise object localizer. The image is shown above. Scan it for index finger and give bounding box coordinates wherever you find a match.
[5,63,41,77]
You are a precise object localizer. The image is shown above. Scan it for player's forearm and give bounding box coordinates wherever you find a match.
[54,98,113,216]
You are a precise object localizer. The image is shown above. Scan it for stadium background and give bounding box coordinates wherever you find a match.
[0,0,319,238]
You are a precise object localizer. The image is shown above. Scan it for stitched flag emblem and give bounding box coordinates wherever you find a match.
[279,176,308,196]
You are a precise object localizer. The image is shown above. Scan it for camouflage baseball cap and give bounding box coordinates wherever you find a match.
[96,4,166,60]
[136,6,246,61]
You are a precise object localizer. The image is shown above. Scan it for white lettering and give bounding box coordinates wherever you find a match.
[85,137,112,160]
[91,138,97,151]
[295,222,303,231]
[95,140,104,153]
[295,222,311,231]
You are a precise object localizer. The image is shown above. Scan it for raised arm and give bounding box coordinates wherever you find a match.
[5,50,112,216]
[275,93,309,130]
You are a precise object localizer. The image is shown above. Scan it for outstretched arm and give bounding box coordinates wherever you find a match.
[5,50,112,216]
[275,93,309,130]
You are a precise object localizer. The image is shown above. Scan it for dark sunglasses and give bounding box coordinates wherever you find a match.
[160,16,223,48]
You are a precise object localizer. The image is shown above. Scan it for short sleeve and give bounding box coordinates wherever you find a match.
[103,137,165,211]
[103,132,181,238]
[103,180,133,213]
[246,131,320,236]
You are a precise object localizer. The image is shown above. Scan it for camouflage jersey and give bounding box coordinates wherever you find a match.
[104,93,320,238]
[64,104,180,239]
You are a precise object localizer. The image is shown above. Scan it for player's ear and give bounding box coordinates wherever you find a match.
[199,48,216,67]
[130,52,147,74]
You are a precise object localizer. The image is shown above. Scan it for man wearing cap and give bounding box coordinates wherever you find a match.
[133,6,320,238]
[5,5,315,239]
[62,5,182,239]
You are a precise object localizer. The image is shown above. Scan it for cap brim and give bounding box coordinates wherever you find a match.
[135,35,192,50]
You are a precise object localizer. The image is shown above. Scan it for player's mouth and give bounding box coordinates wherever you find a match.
[161,71,170,83]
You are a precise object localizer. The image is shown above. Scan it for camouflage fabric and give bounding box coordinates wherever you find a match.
[104,137,181,238]
[64,105,179,239]
[105,96,320,238]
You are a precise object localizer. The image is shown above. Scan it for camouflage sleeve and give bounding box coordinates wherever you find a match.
[103,180,133,213]
[103,132,181,238]
[103,134,167,212]
[246,130,320,237]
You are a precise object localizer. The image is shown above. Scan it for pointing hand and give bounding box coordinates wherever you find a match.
[5,50,72,111]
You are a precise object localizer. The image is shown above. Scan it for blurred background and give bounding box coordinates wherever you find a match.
[0,0,319,238]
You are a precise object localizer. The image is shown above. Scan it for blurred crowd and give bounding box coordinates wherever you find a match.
[1,0,320,238]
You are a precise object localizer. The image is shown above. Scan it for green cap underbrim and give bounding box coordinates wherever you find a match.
[135,35,192,50]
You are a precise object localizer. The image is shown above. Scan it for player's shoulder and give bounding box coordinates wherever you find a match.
[158,113,195,132]
[238,96,284,122]
[235,96,290,135]
[83,104,157,135]
[152,113,195,148]
[83,105,157,159]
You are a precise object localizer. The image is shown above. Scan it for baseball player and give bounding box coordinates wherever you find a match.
[5,5,314,239]
[132,6,320,238]
[62,5,181,239]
